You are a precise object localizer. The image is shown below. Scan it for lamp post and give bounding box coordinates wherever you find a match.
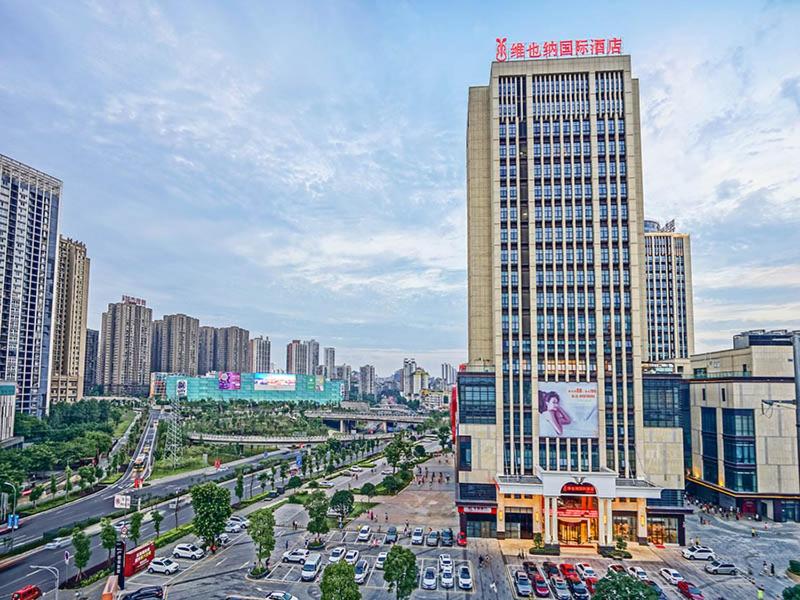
[2,481,18,544]
[30,565,59,600]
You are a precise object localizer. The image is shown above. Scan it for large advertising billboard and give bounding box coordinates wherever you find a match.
[537,381,598,438]
[176,379,188,397]
[218,372,241,390]
[254,373,296,391]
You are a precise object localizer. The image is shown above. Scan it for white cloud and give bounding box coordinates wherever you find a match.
[694,264,800,290]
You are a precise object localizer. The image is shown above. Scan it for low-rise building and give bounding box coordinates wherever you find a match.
[165,372,343,404]
[0,382,16,445]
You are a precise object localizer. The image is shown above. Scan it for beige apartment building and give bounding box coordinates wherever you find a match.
[98,296,152,396]
[249,336,271,373]
[157,314,200,375]
[49,236,90,404]
[687,330,800,522]
[644,219,694,364]
[457,53,687,548]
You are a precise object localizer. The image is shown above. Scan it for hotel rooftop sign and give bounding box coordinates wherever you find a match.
[495,37,623,62]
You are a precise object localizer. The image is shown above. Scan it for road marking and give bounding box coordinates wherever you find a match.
[239,560,250,569]
[215,557,227,566]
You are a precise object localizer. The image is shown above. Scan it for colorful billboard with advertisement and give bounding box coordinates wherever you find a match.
[123,542,155,577]
[176,379,188,397]
[218,372,241,390]
[253,373,296,391]
[537,381,598,438]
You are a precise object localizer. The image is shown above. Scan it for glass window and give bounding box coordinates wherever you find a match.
[458,436,472,471]
[458,375,496,424]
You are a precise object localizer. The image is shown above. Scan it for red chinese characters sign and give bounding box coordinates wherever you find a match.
[495,37,622,62]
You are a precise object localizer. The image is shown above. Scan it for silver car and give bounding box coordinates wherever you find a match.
[705,560,737,575]
[422,566,437,590]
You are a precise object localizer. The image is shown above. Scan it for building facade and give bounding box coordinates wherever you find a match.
[401,358,417,395]
[307,339,320,374]
[286,340,309,375]
[442,363,458,386]
[686,332,800,522]
[0,382,16,444]
[456,53,683,547]
[324,347,336,379]
[166,372,343,404]
[249,336,271,373]
[84,328,99,393]
[49,236,90,404]
[160,314,200,375]
[0,155,61,415]
[214,326,249,373]
[644,219,694,363]
[359,364,376,399]
[98,296,152,396]
[197,326,216,374]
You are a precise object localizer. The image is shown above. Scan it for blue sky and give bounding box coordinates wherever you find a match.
[1,1,798,376]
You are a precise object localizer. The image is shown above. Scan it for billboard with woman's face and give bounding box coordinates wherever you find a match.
[218,372,241,390]
[537,382,598,438]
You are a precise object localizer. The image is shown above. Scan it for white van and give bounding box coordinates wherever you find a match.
[301,553,322,581]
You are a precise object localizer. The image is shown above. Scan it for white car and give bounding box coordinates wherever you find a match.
[320,481,335,488]
[350,466,363,472]
[628,566,648,580]
[576,563,596,580]
[148,557,179,575]
[381,468,393,475]
[659,567,684,585]
[422,566,437,590]
[267,592,299,600]
[224,521,243,533]
[438,554,453,572]
[173,543,204,560]
[228,515,249,528]
[441,567,454,588]
[375,551,387,570]
[354,559,369,584]
[682,545,716,561]
[282,548,310,564]
[344,549,360,565]
[218,533,230,545]
[44,537,71,549]
[329,546,346,563]
[357,525,371,541]
[411,527,424,545]
[457,565,473,590]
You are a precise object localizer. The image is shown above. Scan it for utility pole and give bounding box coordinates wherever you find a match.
[165,395,183,469]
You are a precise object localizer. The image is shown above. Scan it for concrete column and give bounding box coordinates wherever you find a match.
[551,497,559,544]
[339,419,346,433]
[598,498,607,546]
[605,498,613,545]
[544,497,551,543]
[637,499,648,544]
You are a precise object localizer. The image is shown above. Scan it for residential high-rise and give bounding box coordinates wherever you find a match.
[197,326,216,374]
[249,336,271,372]
[324,347,336,379]
[457,51,680,546]
[644,219,694,363]
[359,364,376,399]
[441,363,458,385]
[306,339,320,374]
[98,296,152,396]
[83,328,99,392]
[0,155,61,416]
[150,319,166,372]
[49,237,90,404]
[335,364,352,399]
[401,358,416,394]
[286,340,309,374]
[214,326,249,372]
[160,314,200,375]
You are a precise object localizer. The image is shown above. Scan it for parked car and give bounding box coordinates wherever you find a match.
[438,553,453,572]
[344,549,360,565]
[532,572,550,597]
[266,490,279,498]
[456,531,467,546]
[121,586,164,600]
[385,526,398,543]
[549,576,572,600]
[422,566,437,590]
[266,593,299,600]
[218,533,230,545]
[584,576,599,594]
[682,545,715,561]
[522,561,539,578]
[576,563,596,580]
[541,561,560,577]
[44,537,71,549]
[659,567,684,585]
[628,565,648,580]
[644,579,668,600]
[381,468,393,475]
[705,561,737,575]
[375,551,387,569]
[224,521,243,533]
[514,571,533,596]
[458,565,473,590]
[301,553,322,581]
[329,547,346,563]
[320,481,335,488]
[677,581,705,600]
[559,563,579,582]
[426,530,440,546]
[357,525,371,541]
[607,563,626,575]
[441,566,454,588]
[441,527,454,546]
[350,466,363,472]
[354,559,369,584]
[568,579,590,600]
[11,586,42,600]
[148,557,179,575]
[281,548,309,564]
[411,527,424,545]
[228,515,249,528]
[172,544,204,560]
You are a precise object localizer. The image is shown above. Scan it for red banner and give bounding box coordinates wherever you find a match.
[124,542,155,577]
[557,508,598,518]
[458,505,497,515]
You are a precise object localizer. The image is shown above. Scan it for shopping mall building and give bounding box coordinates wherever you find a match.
[164,372,344,404]
[455,46,688,549]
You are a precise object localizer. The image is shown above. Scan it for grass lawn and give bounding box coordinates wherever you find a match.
[149,444,268,480]
[100,471,124,485]
[113,409,136,438]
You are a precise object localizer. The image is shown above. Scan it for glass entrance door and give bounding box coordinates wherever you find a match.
[558,520,588,545]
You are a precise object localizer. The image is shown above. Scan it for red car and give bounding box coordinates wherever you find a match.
[584,577,598,594]
[558,563,580,583]
[532,573,550,598]
[12,586,42,600]
[677,581,705,600]
[456,531,467,546]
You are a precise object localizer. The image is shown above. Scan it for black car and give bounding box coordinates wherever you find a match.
[541,561,559,578]
[567,579,590,600]
[122,586,165,600]
[522,560,539,578]
[441,528,454,546]
[267,490,279,499]
[385,526,398,543]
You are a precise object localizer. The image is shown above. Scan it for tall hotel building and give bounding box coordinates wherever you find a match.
[644,219,694,364]
[0,155,61,416]
[457,52,686,547]
[98,296,152,396]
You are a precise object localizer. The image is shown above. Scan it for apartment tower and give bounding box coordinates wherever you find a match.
[49,236,91,404]
[286,340,309,375]
[644,219,694,363]
[197,326,216,374]
[323,347,336,379]
[83,328,99,393]
[359,364,376,399]
[249,336,271,372]
[457,48,679,546]
[0,155,61,415]
[160,314,200,375]
[98,296,152,395]
[214,326,249,372]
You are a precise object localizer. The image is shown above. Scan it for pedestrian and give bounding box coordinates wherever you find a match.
[304,538,308,549]
[770,563,775,576]
[489,581,497,593]
[762,561,768,575]
[285,539,289,550]
[385,512,388,522]
[757,586,764,600]
[752,527,757,538]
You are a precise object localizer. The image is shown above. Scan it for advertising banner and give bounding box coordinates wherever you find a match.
[218,372,241,390]
[253,373,296,391]
[315,375,324,392]
[113,494,131,509]
[176,379,188,397]
[537,381,598,438]
[123,542,155,577]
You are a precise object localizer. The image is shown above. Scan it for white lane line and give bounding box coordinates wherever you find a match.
[215,557,227,566]
[239,560,250,569]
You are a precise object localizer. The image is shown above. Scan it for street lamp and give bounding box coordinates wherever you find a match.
[2,481,18,543]
[30,565,59,600]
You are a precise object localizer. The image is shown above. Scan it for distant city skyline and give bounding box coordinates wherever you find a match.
[1,2,798,375]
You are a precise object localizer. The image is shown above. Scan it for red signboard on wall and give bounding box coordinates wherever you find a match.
[124,542,155,577]
[561,483,597,495]
[450,386,458,444]
[458,505,497,515]
[558,508,599,518]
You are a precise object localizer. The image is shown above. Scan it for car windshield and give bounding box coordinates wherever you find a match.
[689,587,701,594]
[555,580,567,589]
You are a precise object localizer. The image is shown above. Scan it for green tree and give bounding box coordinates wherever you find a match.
[150,509,164,538]
[384,439,402,474]
[306,490,330,543]
[287,475,302,489]
[100,518,117,566]
[321,560,362,600]
[384,545,418,600]
[593,571,658,600]
[330,489,354,522]
[49,473,57,497]
[64,466,73,496]
[381,475,399,494]
[784,585,800,600]
[249,508,276,571]
[279,462,288,483]
[78,465,96,490]
[72,528,91,580]
[258,472,268,495]
[413,444,426,458]
[191,482,232,548]
[436,425,451,454]
[28,484,43,507]
[615,535,628,552]
[235,469,245,504]
[129,511,144,546]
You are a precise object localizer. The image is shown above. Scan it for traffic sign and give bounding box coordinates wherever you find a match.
[7,514,19,530]
[64,550,70,564]
[121,526,129,538]
[114,494,131,509]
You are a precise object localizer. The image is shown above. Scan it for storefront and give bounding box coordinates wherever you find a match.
[612,513,637,542]
[505,507,534,539]
[557,488,599,545]
[458,505,497,538]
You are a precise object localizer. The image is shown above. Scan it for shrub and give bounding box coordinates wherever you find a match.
[790,560,800,575]
[287,475,302,489]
